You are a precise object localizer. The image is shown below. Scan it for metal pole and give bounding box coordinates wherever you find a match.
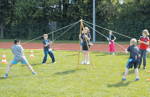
[93,0,96,42]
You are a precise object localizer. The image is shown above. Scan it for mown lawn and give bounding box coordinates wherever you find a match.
[0,49,150,97]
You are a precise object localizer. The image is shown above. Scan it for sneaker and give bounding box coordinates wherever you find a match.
[4,73,8,78]
[122,77,126,81]
[135,78,140,81]
[32,72,37,75]
[81,61,85,64]
[52,61,56,64]
[143,67,146,70]
[86,61,90,65]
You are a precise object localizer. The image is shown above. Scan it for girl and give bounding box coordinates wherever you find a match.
[80,20,91,64]
[107,31,116,55]
[138,29,149,69]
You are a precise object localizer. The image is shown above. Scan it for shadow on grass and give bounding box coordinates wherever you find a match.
[107,81,132,87]
[54,69,86,75]
[0,77,5,80]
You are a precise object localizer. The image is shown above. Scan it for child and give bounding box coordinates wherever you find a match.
[107,31,116,55]
[80,20,91,64]
[138,29,149,69]
[42,34,55,64]
[122,38,140,81]
[4,39,36,78]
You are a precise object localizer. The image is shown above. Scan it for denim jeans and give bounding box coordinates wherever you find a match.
[42,49,55,63]
[139,49,147,68]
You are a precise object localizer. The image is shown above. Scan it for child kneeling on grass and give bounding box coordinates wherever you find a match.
[122,38,140,81]
[4,39,36,78]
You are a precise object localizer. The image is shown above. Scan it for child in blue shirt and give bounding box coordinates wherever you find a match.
[122,38,140,81]
[42,34,55,64]
[4,39,36,78]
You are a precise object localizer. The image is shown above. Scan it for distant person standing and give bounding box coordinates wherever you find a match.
[138,29,149,69]
[107,31,116,55]
[42,34,55,64]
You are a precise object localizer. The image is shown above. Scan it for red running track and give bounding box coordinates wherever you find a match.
[0,42,129,52]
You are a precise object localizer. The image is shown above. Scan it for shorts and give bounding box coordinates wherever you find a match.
[126,58,139,69]
[82,44,90,51]
[11,56,28,64]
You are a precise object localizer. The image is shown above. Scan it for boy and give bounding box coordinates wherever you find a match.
[122,38,140,81]
[4,39,36,78]
[42,34,55,64]
[138,29,149,69]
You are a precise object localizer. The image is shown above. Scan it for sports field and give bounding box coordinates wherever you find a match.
[0,49,150,97]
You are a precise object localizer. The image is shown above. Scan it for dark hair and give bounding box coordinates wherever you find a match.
[14,39,20,44]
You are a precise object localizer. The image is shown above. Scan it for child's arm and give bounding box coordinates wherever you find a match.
[125,49,128,54]
[125,46,130,54]
[85,35,90,41]
[113,35,116,41]
[80,19,84,31]
[20,45,24,54]
[43,40,49,47]
[49,41,53,49]
[138,40,149,45]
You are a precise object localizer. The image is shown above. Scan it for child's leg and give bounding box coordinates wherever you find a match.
[134,68,139,79]
[48,51,55,63]
[82,51,86,64]
[123,68,129,78]
[86,51,90,63]
[22,57,35,73]
[4,59,17,78]
[139,50,143,68]
[5,63,14,74]
[143,50,147,68]
[42,49,48,63]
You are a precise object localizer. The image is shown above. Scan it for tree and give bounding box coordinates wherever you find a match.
[0,0,14,38]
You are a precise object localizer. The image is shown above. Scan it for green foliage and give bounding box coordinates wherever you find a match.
[0,0,150,41]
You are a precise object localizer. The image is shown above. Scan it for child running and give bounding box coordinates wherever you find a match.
[138,29,149,69]
[80,19,91,64]
[4,39,36,78]
[42,34,55,64]
[122,38,140,81]
[107,31,116,55]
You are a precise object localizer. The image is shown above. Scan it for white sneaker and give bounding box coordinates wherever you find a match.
[81,61,85,64]
[86,61,90,65]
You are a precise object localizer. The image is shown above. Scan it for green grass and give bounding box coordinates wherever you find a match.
[0,49,150,97]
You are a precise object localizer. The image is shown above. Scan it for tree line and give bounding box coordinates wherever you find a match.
[0,0,150,41]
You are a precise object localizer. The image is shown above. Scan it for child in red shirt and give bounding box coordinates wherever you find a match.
[138,29,149,69]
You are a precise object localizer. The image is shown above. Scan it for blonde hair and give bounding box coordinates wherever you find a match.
[84,27,90,33]
[142,29,149,36]
[130,38,137,45]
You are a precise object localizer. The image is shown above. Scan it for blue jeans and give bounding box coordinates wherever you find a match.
[139,49,147,68]
[42,49,55,63]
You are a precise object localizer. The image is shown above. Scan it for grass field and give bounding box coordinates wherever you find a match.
[0,49,150,97]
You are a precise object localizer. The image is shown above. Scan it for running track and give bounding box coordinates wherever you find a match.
[0,42,129,52]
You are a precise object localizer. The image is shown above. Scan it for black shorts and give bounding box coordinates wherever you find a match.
[82,44,90,51]
[126,58,139,69]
